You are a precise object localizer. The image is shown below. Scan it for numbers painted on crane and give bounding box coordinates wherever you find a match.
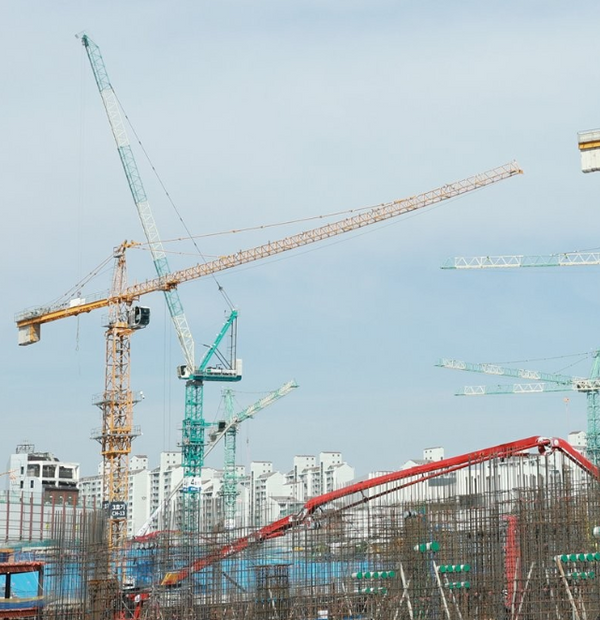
[109,501,128,519]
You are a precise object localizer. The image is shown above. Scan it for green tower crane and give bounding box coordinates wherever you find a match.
[215,380,298,530]
[438,246,600,464]
[438,128,600,465]
[436,355,600,464]
[135,380,297,536]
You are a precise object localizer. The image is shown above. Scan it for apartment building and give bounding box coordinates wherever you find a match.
[7,442,79,504]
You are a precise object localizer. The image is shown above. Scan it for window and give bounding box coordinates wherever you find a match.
[30,481,34,489]
[27,465,40,477]
[59,467,73,480]
[42,465,56,478]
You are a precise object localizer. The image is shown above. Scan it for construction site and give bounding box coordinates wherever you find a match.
[8,25,600,620]
[1,435,600,620]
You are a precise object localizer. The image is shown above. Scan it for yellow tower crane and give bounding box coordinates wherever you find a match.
[15,161,521,553]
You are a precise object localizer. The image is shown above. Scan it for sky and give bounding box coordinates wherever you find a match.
[4,1,600,479]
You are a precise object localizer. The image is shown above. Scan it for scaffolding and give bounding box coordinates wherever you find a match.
[6,435,598,619]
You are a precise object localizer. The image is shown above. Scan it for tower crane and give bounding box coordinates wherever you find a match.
[436,356,600,464]
[19,241,150,552]
[16,162,521,552]
[438,246,600,465]
[440,246,600,467]
[441,248,600,465]
[134,380,297,538]
[438,126,600,465]
[217,380,298,530]
[80,33,240,533]
[16,160,521,337]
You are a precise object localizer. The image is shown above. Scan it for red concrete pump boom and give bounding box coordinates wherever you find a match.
[161,435,598,586]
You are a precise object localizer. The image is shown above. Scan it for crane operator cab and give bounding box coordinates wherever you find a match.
[128,306,150,330]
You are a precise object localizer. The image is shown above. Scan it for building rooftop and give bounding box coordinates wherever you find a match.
[27,453,59,462]
[257,472,279,480]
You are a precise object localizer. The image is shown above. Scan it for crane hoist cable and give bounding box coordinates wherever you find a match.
[114,90,233,310]
[154,205,381,244]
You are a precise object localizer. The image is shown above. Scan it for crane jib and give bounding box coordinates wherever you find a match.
[16,161,522,341]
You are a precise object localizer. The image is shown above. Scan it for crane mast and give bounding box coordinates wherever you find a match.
[222,389,237,531]
[179,310,240,532]
[95,242,147,551]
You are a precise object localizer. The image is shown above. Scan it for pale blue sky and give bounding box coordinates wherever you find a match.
[4,2,600,477]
